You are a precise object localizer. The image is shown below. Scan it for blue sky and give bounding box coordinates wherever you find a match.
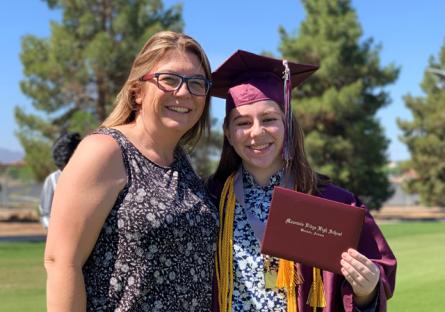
[1,0,444,161]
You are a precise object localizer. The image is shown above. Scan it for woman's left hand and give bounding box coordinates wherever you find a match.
[341,248,380,304]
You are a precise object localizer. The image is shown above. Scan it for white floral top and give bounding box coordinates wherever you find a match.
[232,168,286,311]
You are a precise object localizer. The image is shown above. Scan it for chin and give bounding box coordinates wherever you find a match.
[246,160,277,170]
[243,156,284,172]
[161,118,198,134]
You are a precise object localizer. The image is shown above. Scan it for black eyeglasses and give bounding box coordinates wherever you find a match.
[140,72,212,96]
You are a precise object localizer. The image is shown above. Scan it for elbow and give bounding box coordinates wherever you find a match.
[44,254,56,273]
[44,253,83,275]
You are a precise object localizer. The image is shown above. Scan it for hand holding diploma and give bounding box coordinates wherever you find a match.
[341,248,380,307]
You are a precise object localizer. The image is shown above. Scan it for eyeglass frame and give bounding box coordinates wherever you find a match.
[140,72,212,96]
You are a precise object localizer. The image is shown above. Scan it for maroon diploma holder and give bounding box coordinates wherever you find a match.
[261,186,365,274]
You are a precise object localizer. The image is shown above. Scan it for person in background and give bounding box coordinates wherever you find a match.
[208,50,396,312]
[39,132,81,229]
[44,31,218,311]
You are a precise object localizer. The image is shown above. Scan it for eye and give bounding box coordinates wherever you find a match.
[236,121,250,127]
[158,74,181,87]
[263,117,278,123]
[188,78,206,90]
[234,119,251,127]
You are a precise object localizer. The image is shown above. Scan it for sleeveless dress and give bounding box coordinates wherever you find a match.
[82,128,218,312]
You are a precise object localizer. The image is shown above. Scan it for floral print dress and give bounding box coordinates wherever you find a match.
[82,128,218,312]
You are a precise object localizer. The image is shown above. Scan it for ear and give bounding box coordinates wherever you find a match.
[134,84,145,105]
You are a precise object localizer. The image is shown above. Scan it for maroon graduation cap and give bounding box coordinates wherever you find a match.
[210,50,319,115]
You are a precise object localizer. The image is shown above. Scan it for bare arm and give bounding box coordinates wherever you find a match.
[44,134,127,312]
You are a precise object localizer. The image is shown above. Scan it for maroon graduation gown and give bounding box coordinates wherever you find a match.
[209,180,397,312]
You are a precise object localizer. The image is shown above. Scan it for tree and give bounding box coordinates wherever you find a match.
[279,0,399,209]
[15,0,183,181]
[398,40,445,207]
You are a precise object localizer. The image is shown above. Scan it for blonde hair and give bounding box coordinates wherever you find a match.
[102,31,212,147]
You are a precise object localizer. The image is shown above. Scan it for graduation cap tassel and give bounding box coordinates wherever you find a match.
[282,60,294,172]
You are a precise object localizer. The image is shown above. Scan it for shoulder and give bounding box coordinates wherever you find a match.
[316,183,359,206]
[64,134,126,181]
[76,133,122,162]
[43,170,58,185]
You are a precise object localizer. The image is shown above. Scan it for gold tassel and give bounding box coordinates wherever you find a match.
[276,259,298,312]
[307,267,327,311]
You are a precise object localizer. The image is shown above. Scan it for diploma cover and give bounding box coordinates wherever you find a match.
[261,186,365,274]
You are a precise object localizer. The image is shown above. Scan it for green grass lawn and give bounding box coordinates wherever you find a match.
[0,221,444,311]
[380,222,445,311]
[0,241,46,311]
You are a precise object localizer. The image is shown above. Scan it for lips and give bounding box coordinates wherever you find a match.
[166,105,192,113]
[247,143,273,153]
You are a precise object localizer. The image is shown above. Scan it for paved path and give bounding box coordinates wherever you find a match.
[0,222,47,242]
[0,234,46,242]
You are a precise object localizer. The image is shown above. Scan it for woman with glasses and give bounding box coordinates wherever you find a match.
[45,31,218,311]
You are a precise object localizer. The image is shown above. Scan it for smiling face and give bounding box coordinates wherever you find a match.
[225,100,285,179]
[135,49,207,138]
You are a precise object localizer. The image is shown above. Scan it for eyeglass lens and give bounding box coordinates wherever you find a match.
[156,73,208,96]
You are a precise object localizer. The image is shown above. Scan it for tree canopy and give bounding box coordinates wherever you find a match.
[279,0,399,209]
[15,0,183,181]
[398,39,445,207]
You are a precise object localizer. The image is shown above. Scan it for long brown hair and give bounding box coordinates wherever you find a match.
[212,112,320,194]
[102,30,212,148]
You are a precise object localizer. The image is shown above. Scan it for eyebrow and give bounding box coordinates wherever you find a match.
[155,70,206,78]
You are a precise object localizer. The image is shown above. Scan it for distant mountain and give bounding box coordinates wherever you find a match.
[0,147,24,164]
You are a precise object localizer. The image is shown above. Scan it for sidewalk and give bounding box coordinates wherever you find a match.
[372,206,445,221]
[0,222,46,237]
[0,207,46,241]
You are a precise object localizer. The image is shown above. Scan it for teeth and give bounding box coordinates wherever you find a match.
[250,143,270,150]
[168,106,191,113]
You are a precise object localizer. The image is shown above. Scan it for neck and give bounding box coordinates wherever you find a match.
[128,116,182,166]
[242,162,283,187]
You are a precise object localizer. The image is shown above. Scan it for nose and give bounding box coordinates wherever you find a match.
[173,81,191,97]
[250,120,265,137]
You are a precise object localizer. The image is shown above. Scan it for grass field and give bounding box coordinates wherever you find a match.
[0,241,45,311]
[380,222,445,311]
[0,221,444,311]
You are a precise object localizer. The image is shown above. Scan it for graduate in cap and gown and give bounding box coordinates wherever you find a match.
[207,50,396,312]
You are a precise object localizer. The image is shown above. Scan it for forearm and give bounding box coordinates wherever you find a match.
[46,262,87,312]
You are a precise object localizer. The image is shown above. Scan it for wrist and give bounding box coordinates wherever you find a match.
[354,285,378,308]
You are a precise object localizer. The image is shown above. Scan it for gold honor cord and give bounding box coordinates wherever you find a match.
[276,258,298,312]
[307,267,327,311]
[216,175,236,312]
